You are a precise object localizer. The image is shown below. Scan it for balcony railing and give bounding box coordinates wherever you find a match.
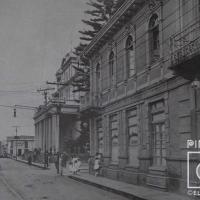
[170,20,200,67]
[80,92,100,112]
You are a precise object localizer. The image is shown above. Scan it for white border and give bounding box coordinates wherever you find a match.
[187,151,200,189]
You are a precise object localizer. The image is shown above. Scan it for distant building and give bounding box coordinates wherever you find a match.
[0,141,2,155]
[34,52,84,155]
[80,0,200,195]
[7,135,35,157]
[1,142,8,156]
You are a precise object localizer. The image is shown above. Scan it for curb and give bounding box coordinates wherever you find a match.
[11,158,48,170]
[68,175,146,200]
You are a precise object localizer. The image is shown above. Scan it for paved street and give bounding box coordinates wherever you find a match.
[0,159,128,200]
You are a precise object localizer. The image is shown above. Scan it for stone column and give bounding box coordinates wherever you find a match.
[46,118,49,151]
[34,123,38,149]
[38,122,40,149]
[119,110,128,168]
[48,117,52,151]
[52,114,60,152]
[94,119,99,154]
[89,118,95,157]
[42,120,45,152]
[40,121,44,152]
[40,121,42,150]
[44,119,47,152]
[36,123,39,149]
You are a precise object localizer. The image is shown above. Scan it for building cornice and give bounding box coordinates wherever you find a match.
[82,0,145,58]
[34,103,80,121]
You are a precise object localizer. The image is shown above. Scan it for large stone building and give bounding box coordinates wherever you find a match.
[80,0,200,195]
[34,52,82,154]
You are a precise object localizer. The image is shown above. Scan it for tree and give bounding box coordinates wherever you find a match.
[73,0,125,93]
[113,0,124,13]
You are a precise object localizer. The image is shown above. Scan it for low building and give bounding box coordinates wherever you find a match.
[80,0,200,195]
[7,135,35,157]
[0,141,2,156]
[34,52,83,155]
[1,142,8,156]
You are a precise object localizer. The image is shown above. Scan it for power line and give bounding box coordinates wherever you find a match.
[37,87,55,104]
[0,90,38,93]
[0,104,36,110]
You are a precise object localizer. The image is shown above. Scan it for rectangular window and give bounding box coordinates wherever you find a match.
[150,100,166,167]
[110,114,119,164]
[101,63,109,90]
[127,108,139,166]
[25,141,28,149]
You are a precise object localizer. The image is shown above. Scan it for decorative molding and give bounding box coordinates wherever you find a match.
[148,0,162,11]
[125,23,135,34]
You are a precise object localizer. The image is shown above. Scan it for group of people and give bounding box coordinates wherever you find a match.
[68,156,81,174]
[53,152,68,175]
[53,153,81,176]
[45,151,103,177]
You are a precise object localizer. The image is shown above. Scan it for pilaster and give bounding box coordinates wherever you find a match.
[103,114,110,166]
[52,114,60,153]
[119,110,128,168]
[89,118,95,157]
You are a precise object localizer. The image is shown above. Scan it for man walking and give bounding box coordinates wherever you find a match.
[54,152,59,174]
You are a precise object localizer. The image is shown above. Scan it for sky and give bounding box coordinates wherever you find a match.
[0,0,88,141]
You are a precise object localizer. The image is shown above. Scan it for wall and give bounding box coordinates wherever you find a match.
[87,0,198,195]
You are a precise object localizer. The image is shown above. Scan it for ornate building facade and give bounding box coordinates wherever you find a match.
[34,52,81,154]
[80,0,200,195]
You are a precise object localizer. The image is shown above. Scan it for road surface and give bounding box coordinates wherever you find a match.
[0,159,128,200]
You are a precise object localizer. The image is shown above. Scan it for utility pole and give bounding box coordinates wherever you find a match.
[12,125,20,160]
[46,81,80,103]
[37,87,55,104]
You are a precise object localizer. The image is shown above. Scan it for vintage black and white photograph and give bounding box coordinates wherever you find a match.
[0,0,199,199]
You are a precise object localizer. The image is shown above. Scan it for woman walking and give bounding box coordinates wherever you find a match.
[94,153,100,176]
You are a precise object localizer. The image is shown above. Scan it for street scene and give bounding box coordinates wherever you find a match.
[0,159,129,200]
[0,0,200,199]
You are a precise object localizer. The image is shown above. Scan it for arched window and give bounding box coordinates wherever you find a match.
[109,51,114,78]
[149,14,160,63]
[96,63,100,93]
[126,35,135,77]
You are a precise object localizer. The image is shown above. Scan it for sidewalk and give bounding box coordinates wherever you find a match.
[11,157,47,169]
[67,172,193,200]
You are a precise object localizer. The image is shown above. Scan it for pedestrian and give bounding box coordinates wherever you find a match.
[28,154,32,166]
[98,153,103,176]
[71,155,77,174]
[73,158,80,174]
[76,158,81,173]
[88,156,93,174]
[69,160,73,173]
[59,153,63,176]
[54,152,59,174]
[94,153,100,176]
[44,151,49,168]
